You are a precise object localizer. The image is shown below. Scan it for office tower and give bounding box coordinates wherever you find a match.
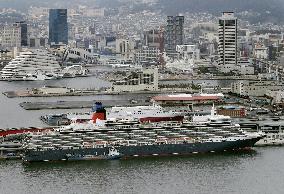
[49,9,68,45]
[165,16,184,57]
[218,12,238,67]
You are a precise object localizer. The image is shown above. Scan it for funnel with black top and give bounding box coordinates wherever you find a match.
[92,102,106,122]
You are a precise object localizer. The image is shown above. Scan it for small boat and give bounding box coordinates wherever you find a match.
[66,147,123,161]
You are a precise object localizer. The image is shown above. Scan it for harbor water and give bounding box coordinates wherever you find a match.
[1,76,284,193]
[1,147,284,193]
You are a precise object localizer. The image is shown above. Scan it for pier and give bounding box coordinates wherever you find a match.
[20,100,150,110]
[3,87,195,98]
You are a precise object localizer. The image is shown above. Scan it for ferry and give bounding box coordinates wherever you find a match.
[41,102,185,126]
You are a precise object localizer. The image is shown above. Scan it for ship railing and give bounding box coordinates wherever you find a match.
[127,143,138,146]
[137,142,149,146]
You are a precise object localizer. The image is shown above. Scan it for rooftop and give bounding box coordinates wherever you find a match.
[152,93,224,101]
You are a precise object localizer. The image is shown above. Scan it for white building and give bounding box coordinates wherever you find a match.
[111,68,158,92]
[253,44,268,59]
[231,80,284,97]
[1,23,21,49]
[218,12,238,70]
[0,49,61,80]
[176,45,200,61]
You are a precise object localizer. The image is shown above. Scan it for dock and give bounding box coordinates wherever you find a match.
[3,89,115,98]
[4,90,170,98]
[4,86,201,98]
[20,100,150,110]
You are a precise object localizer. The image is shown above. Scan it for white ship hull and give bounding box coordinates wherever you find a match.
[255,133,284,146]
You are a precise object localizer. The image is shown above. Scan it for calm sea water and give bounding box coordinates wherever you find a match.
[1,77,284,194]
[0,147,284,194]
[0,76,119,128]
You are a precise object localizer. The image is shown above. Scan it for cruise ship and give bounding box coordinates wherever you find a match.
[23,106,264,162]
[0,49,62,81]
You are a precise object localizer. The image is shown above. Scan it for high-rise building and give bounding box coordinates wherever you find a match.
[16,21,28,47]
[218,12,238,68]
[0,21,28,49]
[165,16,184,57]
[49,9,68,45]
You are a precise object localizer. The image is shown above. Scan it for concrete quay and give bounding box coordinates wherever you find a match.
[20,100,150,110]
[3,87,199,98]
[154,75,259,81]
[4,89,115,98]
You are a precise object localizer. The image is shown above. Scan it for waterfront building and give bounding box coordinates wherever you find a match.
[49,9,68,45]
[165,16,184,58]
[0,49,61,80]
[0,21,28,49]
[152,93,224,106]
[111,68,158,92]
[231,80,284,97]
[218,12,238,71]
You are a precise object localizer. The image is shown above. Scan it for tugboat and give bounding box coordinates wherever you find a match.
[65,147,122,161]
